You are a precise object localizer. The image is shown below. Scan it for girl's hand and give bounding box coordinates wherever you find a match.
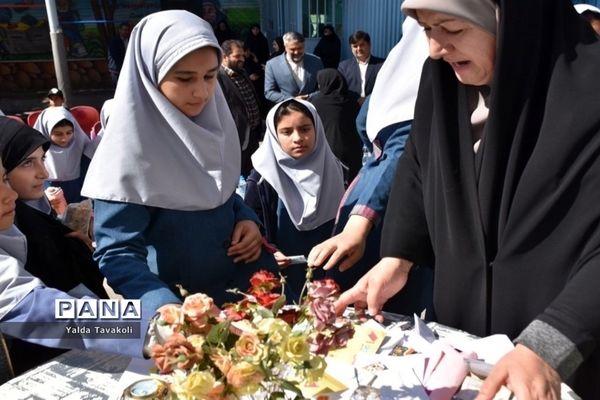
[274,251,291,268]
[227,220,262,263]
[65,231,94,252]
[308,215,372,271]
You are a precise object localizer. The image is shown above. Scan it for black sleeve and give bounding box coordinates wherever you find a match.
[380,134,434,267]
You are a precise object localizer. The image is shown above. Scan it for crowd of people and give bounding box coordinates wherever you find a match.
[1,0,600,398]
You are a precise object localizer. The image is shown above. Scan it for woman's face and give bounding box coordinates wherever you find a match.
[0,162,18,231]
[417,10,496,86]
[7,147,49,201]
[159,47,219,118]
[272,40,280,52]
[276,111,316,159]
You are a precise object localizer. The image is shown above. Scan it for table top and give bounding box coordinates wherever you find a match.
[0,316,583,400]
[0,349,129,400]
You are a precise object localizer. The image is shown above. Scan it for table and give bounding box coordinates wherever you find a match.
[0,317,583,400]
[0,349,129,400]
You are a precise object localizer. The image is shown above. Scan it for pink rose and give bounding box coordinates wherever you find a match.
[310,297,336,330]
[182,293,216,321]
[308,278,340,299]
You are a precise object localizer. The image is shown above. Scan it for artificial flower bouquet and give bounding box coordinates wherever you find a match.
[149,269,354,399]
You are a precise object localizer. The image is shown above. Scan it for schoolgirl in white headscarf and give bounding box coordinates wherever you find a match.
[252,99,344,231]
[247,99,344,296]
[0,150,150,371]
[80,10,275,314]
[33,107,97,203]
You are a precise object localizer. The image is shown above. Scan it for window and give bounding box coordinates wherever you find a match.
[302,0,342,38]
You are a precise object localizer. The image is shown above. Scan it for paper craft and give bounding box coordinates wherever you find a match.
[419,342,469,400]
[328,319,387,363]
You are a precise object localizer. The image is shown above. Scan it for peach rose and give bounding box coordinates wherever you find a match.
[151,333,200,373]
[209,348,233,376]
[226,361,264,395]
[157,304,184,327]
[234,332,264,362]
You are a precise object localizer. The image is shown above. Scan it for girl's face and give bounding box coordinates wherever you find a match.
[50,124,74,147]
[7,147,49,201]
[272,40,280,52]
[417,9,496,86]
[276,110,316,159]
[159,47,219,118]
[0,162,18,231]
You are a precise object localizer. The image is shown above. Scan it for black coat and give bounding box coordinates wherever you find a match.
[14,201,107,298]
[310,69,362,182]
[314,32,341,69]
[381,0,600,396]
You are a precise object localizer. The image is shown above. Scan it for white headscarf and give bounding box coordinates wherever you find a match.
[33,107,93,181]
[0,225,42,320]
[401,0,497,35]
[81,10,240,210]
[574,3,600,15]
[97,98,114,137]
[251,99,344,231]
[366,17,430,142]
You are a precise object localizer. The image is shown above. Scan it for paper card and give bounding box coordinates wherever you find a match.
[471,334,514,364]
[328,320,387,363]
[299,357,352,398]
[378,329,409,355]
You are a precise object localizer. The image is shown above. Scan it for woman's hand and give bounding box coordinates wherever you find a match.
[65,231,94,252]
[334,257,413,321]
[227,220,263,263]
[273,251,291,268]
[307,215,373,271]
[476,344,561,400]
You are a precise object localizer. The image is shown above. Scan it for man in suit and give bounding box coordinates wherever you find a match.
[338,31,385,105]
[218,40,263,177]
[264,31,324,103]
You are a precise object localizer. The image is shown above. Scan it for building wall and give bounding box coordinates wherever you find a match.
[340,0,403,60]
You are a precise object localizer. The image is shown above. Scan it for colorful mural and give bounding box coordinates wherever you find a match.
[0,0,259,93]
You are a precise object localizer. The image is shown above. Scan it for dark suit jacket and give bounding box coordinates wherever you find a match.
[264,53,324,103]
[337,55,385,98]
[217,67,263,176]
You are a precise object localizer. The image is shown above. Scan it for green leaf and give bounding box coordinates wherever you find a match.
[271,294,287,315]
[206,320,231,345]
[268,392,286,400]
[279,380,304,397]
